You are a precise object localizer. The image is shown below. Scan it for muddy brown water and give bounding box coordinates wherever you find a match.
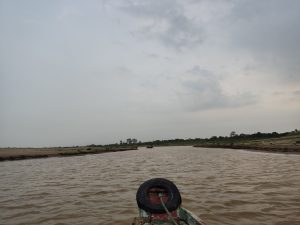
[0,146,300,225]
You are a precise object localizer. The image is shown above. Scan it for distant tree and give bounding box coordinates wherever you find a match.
[230,131,236,137]
[126,138,132,144]
[255,132,262,138]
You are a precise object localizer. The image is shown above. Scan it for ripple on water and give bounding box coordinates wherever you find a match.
[0,146,300,225]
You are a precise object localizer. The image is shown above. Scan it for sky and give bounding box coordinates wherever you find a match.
[1,0,300,147]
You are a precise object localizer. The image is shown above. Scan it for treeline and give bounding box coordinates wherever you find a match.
[122,129,299,147]
[85,129,299,147]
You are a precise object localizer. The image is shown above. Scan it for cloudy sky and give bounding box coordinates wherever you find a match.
[1,0,299,147]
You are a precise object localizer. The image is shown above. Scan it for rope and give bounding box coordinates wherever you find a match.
[159,193,179,225]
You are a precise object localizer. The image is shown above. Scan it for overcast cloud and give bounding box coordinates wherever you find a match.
[120,0,204,50]
[0,0,299,147]
[178,66,257,110]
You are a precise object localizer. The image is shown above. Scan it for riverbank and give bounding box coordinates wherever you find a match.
[193,133,300,154]
[0,146,138,162]
[2,131,299,161]
[193,143,300,154]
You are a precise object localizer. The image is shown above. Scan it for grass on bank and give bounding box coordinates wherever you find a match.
[132,130,300,147]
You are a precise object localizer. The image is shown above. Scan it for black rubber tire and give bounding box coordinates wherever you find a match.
[136,178,182,213]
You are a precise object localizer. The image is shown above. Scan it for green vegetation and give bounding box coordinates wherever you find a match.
[114,129,300,153]
[75,130,300,151]
[1,130,299,162]
[128,130,299,147]
[194,130,300,146]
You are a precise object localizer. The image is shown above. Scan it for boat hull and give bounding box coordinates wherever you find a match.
[132,207,206,225]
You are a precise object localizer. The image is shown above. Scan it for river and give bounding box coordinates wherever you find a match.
[0,146,300,225]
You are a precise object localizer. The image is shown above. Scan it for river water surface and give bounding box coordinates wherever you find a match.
[1,146,300,225]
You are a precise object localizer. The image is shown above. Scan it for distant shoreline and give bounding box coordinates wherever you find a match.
[193,144,300,154]
[0,146,138,162]
[1,143,300,162]
[2,130,300,161]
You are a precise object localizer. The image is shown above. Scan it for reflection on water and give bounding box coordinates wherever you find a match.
[0,146,300,225]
